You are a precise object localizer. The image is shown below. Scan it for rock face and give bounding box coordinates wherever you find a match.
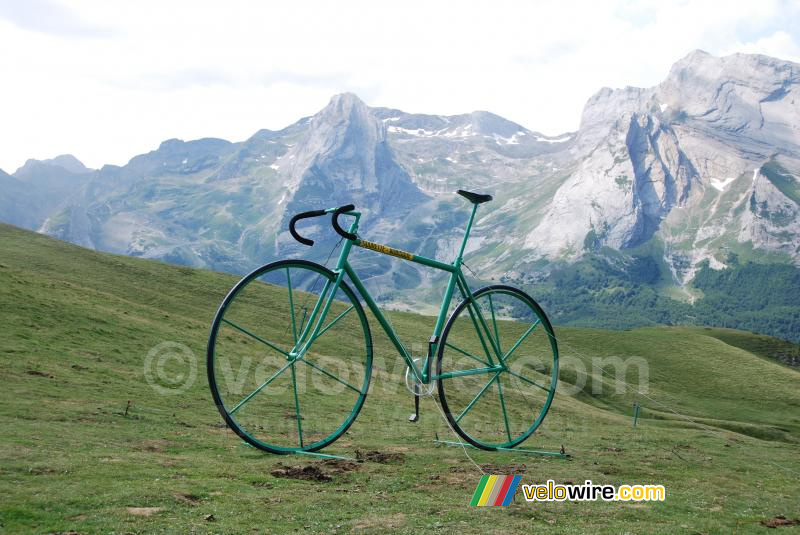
[524,50,800,280]
[280,93,427,219]
[1,51,799,300]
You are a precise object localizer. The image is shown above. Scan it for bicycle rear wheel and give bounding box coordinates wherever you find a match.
[207,260,372,453]
[436,285,558,450]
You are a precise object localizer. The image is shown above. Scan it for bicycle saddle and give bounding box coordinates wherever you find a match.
[457,189,493,204]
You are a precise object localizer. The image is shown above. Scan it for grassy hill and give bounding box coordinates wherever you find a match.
[0,223,798,533]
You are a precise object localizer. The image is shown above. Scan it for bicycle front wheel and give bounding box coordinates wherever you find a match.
[207,260,372,453]
[436,285,558,450]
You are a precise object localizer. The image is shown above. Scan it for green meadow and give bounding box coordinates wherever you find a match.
[1,223,798,534]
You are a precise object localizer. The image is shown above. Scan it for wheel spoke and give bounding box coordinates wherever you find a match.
[469,296,502,360]
[496,377,512,442]
[300,282,343,351]
[296,279,332,345]
[290,363,303,447]
[222,319,290,358]
[229,360,293,414]
[502,319,540,364]
[286,268,298,345]
[455,372,501,423]
[438,366,500,380]
[488,293,501,354]
[297,307,309,339]
[459,287,494,364]
[313,305,354,341]
[444,341,491,366]
[298,357,363,394]
[505,369,551,392]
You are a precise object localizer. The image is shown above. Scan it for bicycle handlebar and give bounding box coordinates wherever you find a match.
[289,209,326,246]
[289,204,357,246]
[332,204,357,241]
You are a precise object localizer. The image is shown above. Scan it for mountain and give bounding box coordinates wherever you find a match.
[15,154,90,177]
[2,51,799,340]
[526,50,800,282]
[0,155,93,230]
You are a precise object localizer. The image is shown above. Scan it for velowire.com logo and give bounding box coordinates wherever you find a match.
[470,476,667,506]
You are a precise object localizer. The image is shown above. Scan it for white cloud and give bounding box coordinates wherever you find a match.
[724,30,800,62]
[0,0,798,172]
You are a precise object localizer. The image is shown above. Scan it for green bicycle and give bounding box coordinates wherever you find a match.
[207,190,558,453]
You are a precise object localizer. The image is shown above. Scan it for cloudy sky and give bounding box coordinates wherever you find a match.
[1,0,799,172]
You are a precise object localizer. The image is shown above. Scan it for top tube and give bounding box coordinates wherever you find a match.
[334,201,480,270]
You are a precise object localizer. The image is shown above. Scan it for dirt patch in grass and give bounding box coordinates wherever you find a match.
[172,492,201,505]
[319,459,360,474]
[26,370,54,378]
[134,439,169,453]
[478,462,529,474]
[414,471,473,491]
[126,507,163,516]
[270,459,359,482]
[28,466,59,475]
[761,516,800,528]
[354,512,406,531]
[355,449,405,464]
[271,464,332,482]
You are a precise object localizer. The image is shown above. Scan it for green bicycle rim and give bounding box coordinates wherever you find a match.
[207,259,373,454]
[436,285,558,450]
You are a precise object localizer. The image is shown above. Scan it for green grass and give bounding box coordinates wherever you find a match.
[1,223,799,534]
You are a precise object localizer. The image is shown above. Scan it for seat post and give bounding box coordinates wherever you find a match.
[455,203,479,264]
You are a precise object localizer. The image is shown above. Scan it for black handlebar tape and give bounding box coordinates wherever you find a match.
[332,204,357,241]
[289,209,326,246]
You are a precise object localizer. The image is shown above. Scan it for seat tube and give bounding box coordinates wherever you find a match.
[456,204,478,263]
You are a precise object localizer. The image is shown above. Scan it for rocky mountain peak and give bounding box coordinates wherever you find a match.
[270,92,427,237]
[657,50,800,142]
[283,92,385,192]
[47,154,90,174]
[14,154,90,178]
[324,92,369,113]
[527,50,800,275]
[466,111,528,138]
[312,93,382,140]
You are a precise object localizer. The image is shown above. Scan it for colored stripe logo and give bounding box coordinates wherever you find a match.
[469,475,521,506]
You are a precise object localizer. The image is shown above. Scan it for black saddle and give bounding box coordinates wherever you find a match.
[457,189,493,204]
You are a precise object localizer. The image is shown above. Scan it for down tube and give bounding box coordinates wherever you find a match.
[342,263,419,379]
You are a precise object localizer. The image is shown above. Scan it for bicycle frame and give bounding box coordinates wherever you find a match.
[292,204,506,385]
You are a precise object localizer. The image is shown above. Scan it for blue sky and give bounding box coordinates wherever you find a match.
[1,0,798,171]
